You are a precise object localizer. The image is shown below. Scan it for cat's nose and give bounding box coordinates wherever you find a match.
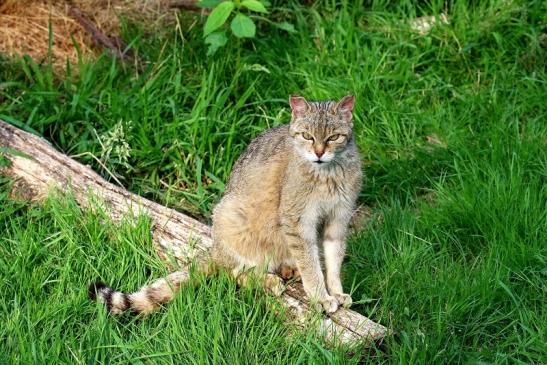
[315,149,325,158]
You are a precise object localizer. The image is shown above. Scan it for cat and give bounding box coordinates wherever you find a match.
[90,95,362,314]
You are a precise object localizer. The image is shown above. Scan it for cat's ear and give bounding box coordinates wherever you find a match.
[289,95,310,119]
[335,95,355,123]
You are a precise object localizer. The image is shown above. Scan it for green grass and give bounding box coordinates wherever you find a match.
[0,0,546,363]
[0,184,361,364]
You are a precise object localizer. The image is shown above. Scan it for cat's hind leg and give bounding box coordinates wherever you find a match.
[231,266,285,297]
[279,265,300,281]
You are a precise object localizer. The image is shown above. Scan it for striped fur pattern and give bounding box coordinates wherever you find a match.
[89,271,190,314]
[89,95,361,315]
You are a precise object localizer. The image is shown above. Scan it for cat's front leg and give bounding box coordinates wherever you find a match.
[281,220,339,313]
[291,242,339,314]
[323,211,352,308]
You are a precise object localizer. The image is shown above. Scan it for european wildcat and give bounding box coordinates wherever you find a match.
[90,95,362,314]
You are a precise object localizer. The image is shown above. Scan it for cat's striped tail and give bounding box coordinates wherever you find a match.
[88,271,191,315]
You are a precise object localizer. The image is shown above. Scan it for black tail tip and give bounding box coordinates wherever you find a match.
[88,281,108,301]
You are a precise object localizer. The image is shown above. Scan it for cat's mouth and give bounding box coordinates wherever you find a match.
[314,160,325,164]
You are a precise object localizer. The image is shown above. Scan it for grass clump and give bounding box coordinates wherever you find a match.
[0,181,361,363]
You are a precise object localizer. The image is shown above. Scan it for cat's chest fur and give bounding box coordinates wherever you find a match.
[311,175,346,203]
[290,165,356,221]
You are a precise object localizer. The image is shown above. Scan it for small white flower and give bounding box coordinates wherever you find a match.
[98,120,132,173]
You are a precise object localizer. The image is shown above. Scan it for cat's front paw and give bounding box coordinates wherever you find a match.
[333,293,352,308]
[319,295,339,314]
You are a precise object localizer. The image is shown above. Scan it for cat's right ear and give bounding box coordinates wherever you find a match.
[335,95,355,123]
[289,96,310,119]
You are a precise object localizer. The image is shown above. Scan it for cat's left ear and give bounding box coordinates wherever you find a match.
[335,95,355,123]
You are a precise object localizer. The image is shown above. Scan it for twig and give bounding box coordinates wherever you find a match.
[68,6,136,61]
[169,0,206,12]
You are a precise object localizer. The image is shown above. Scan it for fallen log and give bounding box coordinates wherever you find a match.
[0,119,387,346]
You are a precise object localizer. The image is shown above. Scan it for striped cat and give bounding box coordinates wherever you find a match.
[90,95,361,314]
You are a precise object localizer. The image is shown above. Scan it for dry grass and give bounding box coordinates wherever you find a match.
[0,0,178,73]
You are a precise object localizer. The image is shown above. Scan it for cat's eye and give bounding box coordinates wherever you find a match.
[327,134,341,142]
[301,132,314,140]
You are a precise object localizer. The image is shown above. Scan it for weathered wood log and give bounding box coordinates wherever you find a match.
[0,119,387,346]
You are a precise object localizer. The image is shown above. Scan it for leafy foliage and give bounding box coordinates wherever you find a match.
[230,13,256,38]
[198,0,292,55]
[203,1,235,36]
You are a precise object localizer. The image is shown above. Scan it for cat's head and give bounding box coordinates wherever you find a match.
[288,95,355,165]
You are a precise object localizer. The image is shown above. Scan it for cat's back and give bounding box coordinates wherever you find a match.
[225,125,290,193]
[233,124,289,167]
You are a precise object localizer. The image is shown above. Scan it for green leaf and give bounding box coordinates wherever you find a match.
[197,0,222,8]
[241,0,268,13]
[230,14,256,38]
[205,31,228,56]
[204,1,235,36]
[274,21,295,33]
